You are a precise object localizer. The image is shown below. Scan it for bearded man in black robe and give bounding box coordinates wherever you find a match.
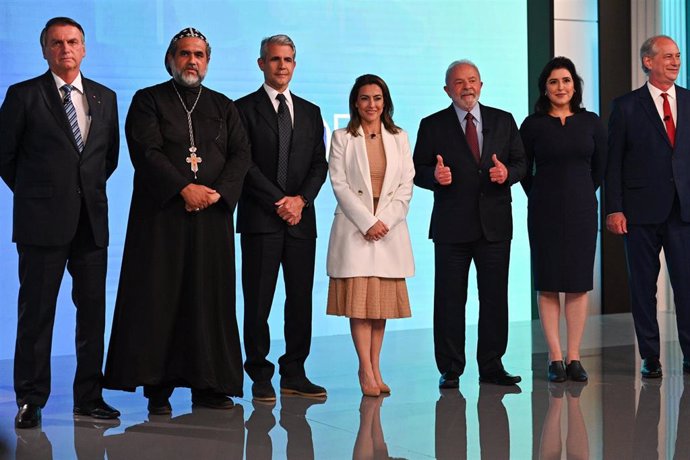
[104,28,251,414]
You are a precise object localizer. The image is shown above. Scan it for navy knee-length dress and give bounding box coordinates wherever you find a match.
[519,111,607,292]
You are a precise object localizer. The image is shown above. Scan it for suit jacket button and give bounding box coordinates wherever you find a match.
[478,169,482,174]
[357,190,363,195]
[77,187,82,195]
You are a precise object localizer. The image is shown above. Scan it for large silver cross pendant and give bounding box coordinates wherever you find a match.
[186,148,202,179]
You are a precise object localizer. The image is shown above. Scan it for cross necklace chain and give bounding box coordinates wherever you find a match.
[172,81,204,179]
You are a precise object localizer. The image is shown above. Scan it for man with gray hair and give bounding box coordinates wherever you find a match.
[236,34,328,401]
[605,35,690,378]
[0,16,120,428]
[413,60,526,389]
[104,27,251,413]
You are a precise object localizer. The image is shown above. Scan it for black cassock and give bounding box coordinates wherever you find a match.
[104,81,250,396]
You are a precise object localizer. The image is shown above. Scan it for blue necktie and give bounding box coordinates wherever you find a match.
[61,84,84,152]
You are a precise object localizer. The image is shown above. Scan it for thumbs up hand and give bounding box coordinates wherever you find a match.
[489,154,508,184]
[434,154,452,185]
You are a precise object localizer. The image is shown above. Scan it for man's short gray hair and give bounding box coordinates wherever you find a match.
[445,59,481,84]
[260,34,296,61]
[640,35,676,75]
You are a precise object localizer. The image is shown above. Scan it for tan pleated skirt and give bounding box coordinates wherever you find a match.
[326,277,411,319]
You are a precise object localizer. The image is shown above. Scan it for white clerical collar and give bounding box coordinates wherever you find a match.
[51,72,84,95]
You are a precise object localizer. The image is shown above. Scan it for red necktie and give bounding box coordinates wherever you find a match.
[465,113,480,163]
[661,93,676,147]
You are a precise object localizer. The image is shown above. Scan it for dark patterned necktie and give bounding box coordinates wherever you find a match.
[61,84,84,152]
[276,93,292,189]
[661,93,676,147]
[465,112,480,163]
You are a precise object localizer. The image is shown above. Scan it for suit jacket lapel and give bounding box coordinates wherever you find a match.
[291,94,309,153]
[379,129,398,202]
[442,105,469,161]
[637,85,673,148]
[255,87,279,136]
[675,87,690,150]
[353,127,373,199]
[82,77,102,156]
[478,104,494,167]
[39,71,81,155]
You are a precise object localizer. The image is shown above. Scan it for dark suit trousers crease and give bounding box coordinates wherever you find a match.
[625,198,690,359]
[15,203,107,407]
[434,239,510,376]
[242,230,316,382]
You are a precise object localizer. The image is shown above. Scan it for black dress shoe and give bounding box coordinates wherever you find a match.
[641,357,663,378]
[191,390,235,409]
[479,370,522,386]
[280,378,327,398]
[147,397,172,415]
[252,381,276,402]
[548,361,567,382]
[73,399,120,419]
[439,371,460,389]
[566,360,588,382]
[684,360,690,374]
[15,404,41,429]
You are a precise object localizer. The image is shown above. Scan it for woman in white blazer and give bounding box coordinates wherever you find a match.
[326,74,415,397]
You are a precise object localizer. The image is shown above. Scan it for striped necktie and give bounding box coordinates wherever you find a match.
[61,84,84,152]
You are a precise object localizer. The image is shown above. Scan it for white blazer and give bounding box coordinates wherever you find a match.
[326,127,415,278]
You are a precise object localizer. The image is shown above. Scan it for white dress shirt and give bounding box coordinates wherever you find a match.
[452,102,483,158]
[647,81,677,125]
[51,72,91,144]
[263,83,294,126]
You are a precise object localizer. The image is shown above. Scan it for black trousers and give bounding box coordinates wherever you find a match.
[433,239,510,377]
[241,231,316,383]
[625,198,690,360]
[14,206,107,407]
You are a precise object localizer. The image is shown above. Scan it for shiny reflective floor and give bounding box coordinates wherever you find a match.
[1,312,689,459]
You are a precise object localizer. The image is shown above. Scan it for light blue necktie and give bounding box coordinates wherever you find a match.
[61,84,84,152]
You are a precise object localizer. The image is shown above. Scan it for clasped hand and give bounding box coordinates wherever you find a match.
[364,220,389,242]
[181,184,220,212]
[275,196,304,226]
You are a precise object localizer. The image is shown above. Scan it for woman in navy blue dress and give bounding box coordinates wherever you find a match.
[520,57,606,383]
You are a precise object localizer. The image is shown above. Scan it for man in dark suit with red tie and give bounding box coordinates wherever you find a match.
[235,35,328,402]
[0,17,120,428]
[413,60,526,388]
[606,35,690,378]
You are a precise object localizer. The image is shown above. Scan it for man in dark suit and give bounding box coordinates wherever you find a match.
[606,35,690,378]
[413,60,526,388]
[0,17,120,428]
[236,34,328,401]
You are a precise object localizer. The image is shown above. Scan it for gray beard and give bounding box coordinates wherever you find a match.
[172,69,204,87]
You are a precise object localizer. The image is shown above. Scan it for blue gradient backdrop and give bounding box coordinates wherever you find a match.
[0,0,530,360]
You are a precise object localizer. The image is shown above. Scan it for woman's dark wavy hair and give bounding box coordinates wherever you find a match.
[534,56,584,114]
[346,74,401,136]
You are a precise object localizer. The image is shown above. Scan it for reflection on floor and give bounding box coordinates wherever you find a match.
[0,312,689,459]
